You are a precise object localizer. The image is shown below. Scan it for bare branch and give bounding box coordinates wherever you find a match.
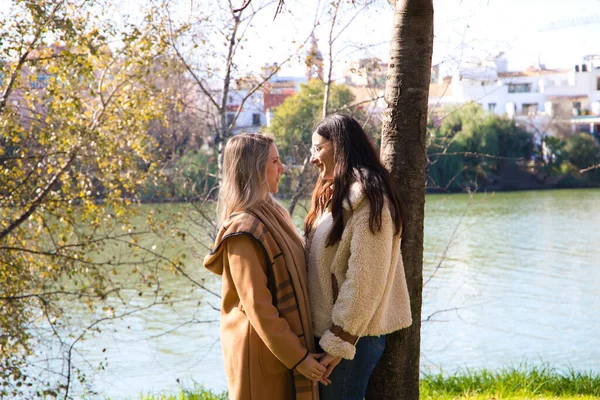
[424,197,471,287]
[233,0,253,13]
[166,15,220,111]
[580,163,600,174]
[226,26,317,136]
[220,13,242,138]
[0,289,121,302]
[274,0,285,19]
[288,154,313,215]
[442,166,469,191]
[422,307,461,322]
[330,95,384,113]
[331,1,372,44]
[428,151,524,161]
[146,318,219,339]
[61,300,170,399]
[112,237,221,300]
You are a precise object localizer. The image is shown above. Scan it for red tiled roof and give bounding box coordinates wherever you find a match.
[264,92,293,110]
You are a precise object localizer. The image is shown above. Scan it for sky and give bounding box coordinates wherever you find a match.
[433,0,600,73]
[101,0,600,79]
[229,0,600,78]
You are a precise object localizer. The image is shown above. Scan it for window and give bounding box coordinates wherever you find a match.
[522,103,538,115]
[252,113,261,126]
[573,102,582,116]
[226,113,235,127]
[488,103,497,113]
[596,77,600,91]
[507,83,531,93]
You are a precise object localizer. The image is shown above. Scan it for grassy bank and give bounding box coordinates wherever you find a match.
[420,364,600,399]
[129,364,600,400]
[137,384,227,400]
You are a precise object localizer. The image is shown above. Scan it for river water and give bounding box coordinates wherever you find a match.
[57,189,600,398]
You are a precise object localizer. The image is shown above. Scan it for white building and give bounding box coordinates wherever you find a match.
[342,58,387,88]
[224,68,307,133]
[224,89,266,134]
[428,54,600,137]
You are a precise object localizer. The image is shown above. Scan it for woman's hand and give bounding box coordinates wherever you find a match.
[295,353,327,383]
[320,353,342,382]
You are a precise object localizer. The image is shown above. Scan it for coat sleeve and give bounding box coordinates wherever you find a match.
[226,234,308,369]
[319,205,395,360]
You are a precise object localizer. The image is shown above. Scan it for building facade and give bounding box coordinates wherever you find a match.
[428,54,600,137]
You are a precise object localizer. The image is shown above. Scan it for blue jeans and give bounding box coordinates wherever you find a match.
[318,335,386,400]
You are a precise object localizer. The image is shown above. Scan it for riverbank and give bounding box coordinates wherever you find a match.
[138,182,600,204]
[425,163,600,194]
[123,364,600,400]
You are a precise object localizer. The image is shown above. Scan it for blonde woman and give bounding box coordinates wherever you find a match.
[305,115,412,400]
[204,133,324,400]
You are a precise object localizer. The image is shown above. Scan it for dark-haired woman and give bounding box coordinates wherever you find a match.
[305,114,412,400]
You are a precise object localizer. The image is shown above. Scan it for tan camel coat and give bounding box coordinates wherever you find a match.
[204,201,318,400]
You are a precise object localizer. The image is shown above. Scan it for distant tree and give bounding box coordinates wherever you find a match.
[564,133,600,182]
[269,79,355,160]
[484,115,533,160]
[427,102,533,190]
[541,135,567,176]
[565,133,600,171]
[145,59,208,160]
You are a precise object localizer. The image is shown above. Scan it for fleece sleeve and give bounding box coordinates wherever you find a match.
[319,206,395,359]
[227,234,308,369]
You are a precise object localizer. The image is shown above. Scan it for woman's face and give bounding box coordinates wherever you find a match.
[266,143,285,193]
[310,131,334,181]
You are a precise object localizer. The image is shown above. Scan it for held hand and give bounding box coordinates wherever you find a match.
[319,353,342,383]
[295,353,326,383]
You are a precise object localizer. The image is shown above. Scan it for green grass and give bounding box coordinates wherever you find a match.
[423,396,599,400]
[134,384,227,400]
[421,363,600,399]
[125,365,600,400]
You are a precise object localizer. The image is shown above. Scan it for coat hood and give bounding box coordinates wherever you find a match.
[342,181,366,210]
[342,171,367,211]
[203,216,238,276]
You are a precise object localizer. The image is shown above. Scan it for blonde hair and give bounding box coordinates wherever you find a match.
[218,133,274,225]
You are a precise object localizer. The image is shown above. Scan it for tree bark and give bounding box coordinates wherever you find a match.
[365,0,433,399]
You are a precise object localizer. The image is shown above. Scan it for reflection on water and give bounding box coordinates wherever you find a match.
[64,189,600,398]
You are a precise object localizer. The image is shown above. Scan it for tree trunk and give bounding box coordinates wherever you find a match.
[365,0,433,399]
[288,154,313,215]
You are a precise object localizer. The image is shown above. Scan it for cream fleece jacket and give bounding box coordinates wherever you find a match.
[307,181,412,360]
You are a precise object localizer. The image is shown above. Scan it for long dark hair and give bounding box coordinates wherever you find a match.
[304,114,403,246]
